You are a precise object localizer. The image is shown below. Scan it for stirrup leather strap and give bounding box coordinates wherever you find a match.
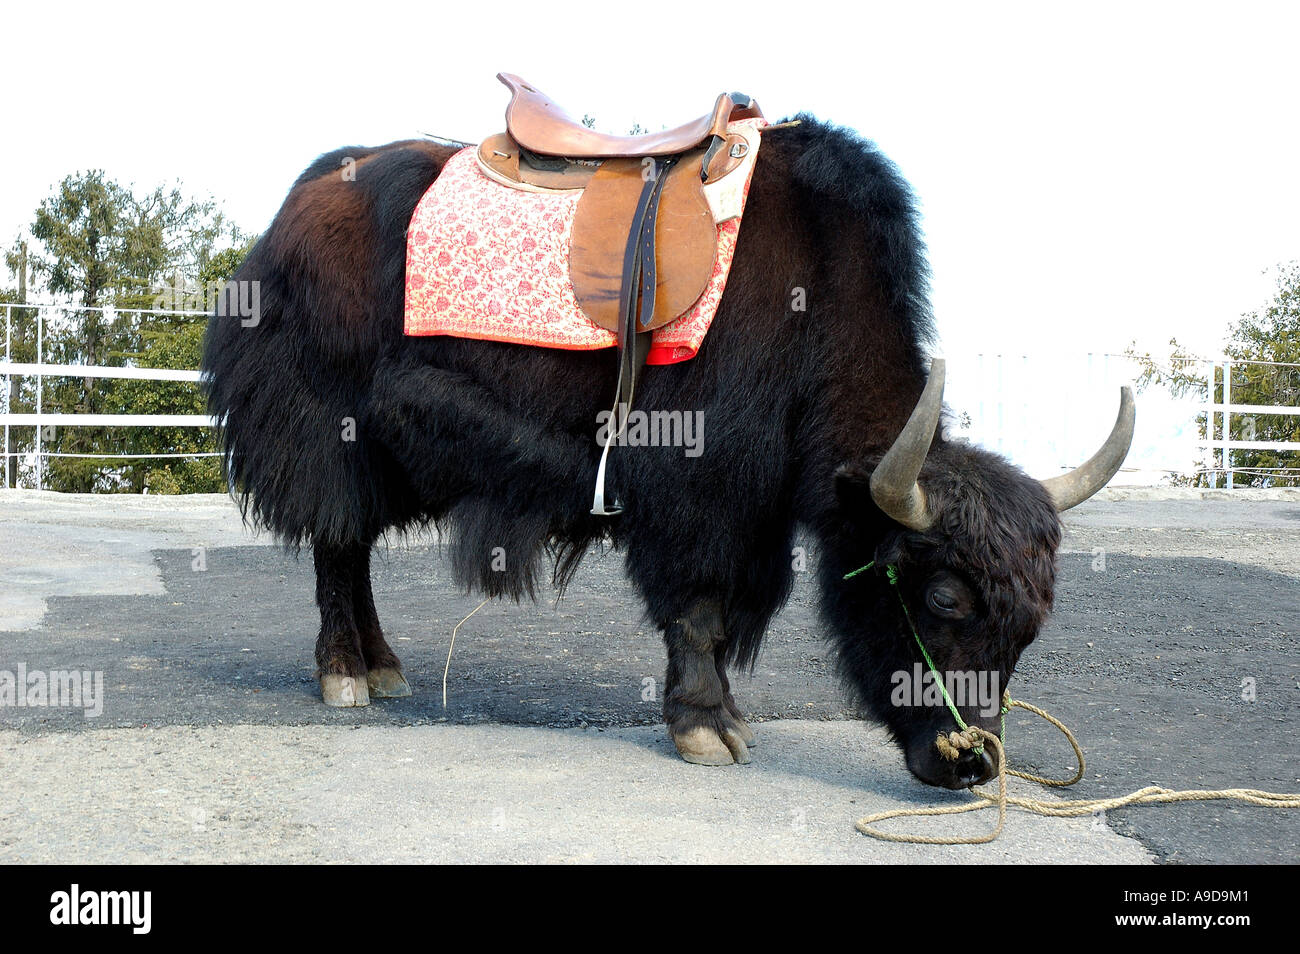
[592,158,673,516]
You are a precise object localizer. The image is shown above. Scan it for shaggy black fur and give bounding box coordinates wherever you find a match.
[201,118,1063,787]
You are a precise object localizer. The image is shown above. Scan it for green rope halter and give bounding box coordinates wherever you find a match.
[843,560,1009,751]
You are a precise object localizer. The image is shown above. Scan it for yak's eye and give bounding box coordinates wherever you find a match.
[926,586,968,619]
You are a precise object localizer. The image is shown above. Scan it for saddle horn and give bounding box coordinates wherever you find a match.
[870,359,945,531]
[1040,386,1136,512]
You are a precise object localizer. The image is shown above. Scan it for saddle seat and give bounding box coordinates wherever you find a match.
[476,74,765,337]
[498,72,763,160]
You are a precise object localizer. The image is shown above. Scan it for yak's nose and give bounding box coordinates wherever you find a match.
[954,745,996,788]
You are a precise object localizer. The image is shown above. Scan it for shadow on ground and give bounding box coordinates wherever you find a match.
[2,543,1297,862]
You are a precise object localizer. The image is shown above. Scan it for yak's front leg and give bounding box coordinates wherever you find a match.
[663,600,757,765]
[350,542,411,698]
[314,541,370,707]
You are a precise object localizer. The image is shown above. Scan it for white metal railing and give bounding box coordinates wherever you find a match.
[1201,357,1300,489]
[1,302,216,490]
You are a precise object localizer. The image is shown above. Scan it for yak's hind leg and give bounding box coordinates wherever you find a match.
[662,600,758,765]
[351,543,411,698]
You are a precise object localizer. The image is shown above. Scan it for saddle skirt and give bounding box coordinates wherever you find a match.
[402,118,764,365]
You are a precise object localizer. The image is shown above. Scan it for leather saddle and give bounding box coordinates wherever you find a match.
[478,74,764,334]
[474,74,764,514]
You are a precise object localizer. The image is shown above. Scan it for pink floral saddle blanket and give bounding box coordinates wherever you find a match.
[402,119,763,365]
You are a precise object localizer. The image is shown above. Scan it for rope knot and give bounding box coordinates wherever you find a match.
[935,727,983,761]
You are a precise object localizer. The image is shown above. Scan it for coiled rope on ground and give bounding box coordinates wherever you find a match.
[855,694,1300,845]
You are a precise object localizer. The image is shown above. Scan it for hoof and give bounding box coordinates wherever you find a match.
[366,667,412,698]
[321,673,371,707]
[730,718,757,748]
[671,724,752,766]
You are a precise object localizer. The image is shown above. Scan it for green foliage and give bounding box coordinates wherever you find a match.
[1227,262,1300,367]
[27,172,233,306]
[199,244,253,289]
[1127,338,1206,402]
[0,293,39,489]
[4,172,254,493]
[106,316,227,494]
[29,172,132,307]
[1127,262,1300,487]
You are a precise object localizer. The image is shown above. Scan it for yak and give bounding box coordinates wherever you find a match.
[201,116,1132,790]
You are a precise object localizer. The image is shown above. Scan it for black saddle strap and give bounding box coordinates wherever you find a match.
[592,157,674,516]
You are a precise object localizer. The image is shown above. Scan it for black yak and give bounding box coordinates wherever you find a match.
[201,117,1132,789]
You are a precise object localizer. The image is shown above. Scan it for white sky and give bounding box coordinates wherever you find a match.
[4,0,1298,364]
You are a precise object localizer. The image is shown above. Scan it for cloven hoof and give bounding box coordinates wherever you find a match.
[366,667,412,698]
[671,723,753,766]
[320,673,371,707]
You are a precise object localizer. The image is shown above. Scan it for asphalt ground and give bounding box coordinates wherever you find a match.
[0,490,1296,863]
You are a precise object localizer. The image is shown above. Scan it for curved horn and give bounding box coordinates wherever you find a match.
[1041,386,1136,512]
[870,358,945,530]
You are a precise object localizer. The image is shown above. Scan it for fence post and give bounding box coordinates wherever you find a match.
[1203,360,1218,488]
[35,307,42,491]
[1223,359,1233,490]
[3,304,9,490]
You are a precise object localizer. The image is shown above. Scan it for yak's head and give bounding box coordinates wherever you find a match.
[830,359,1134,789]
